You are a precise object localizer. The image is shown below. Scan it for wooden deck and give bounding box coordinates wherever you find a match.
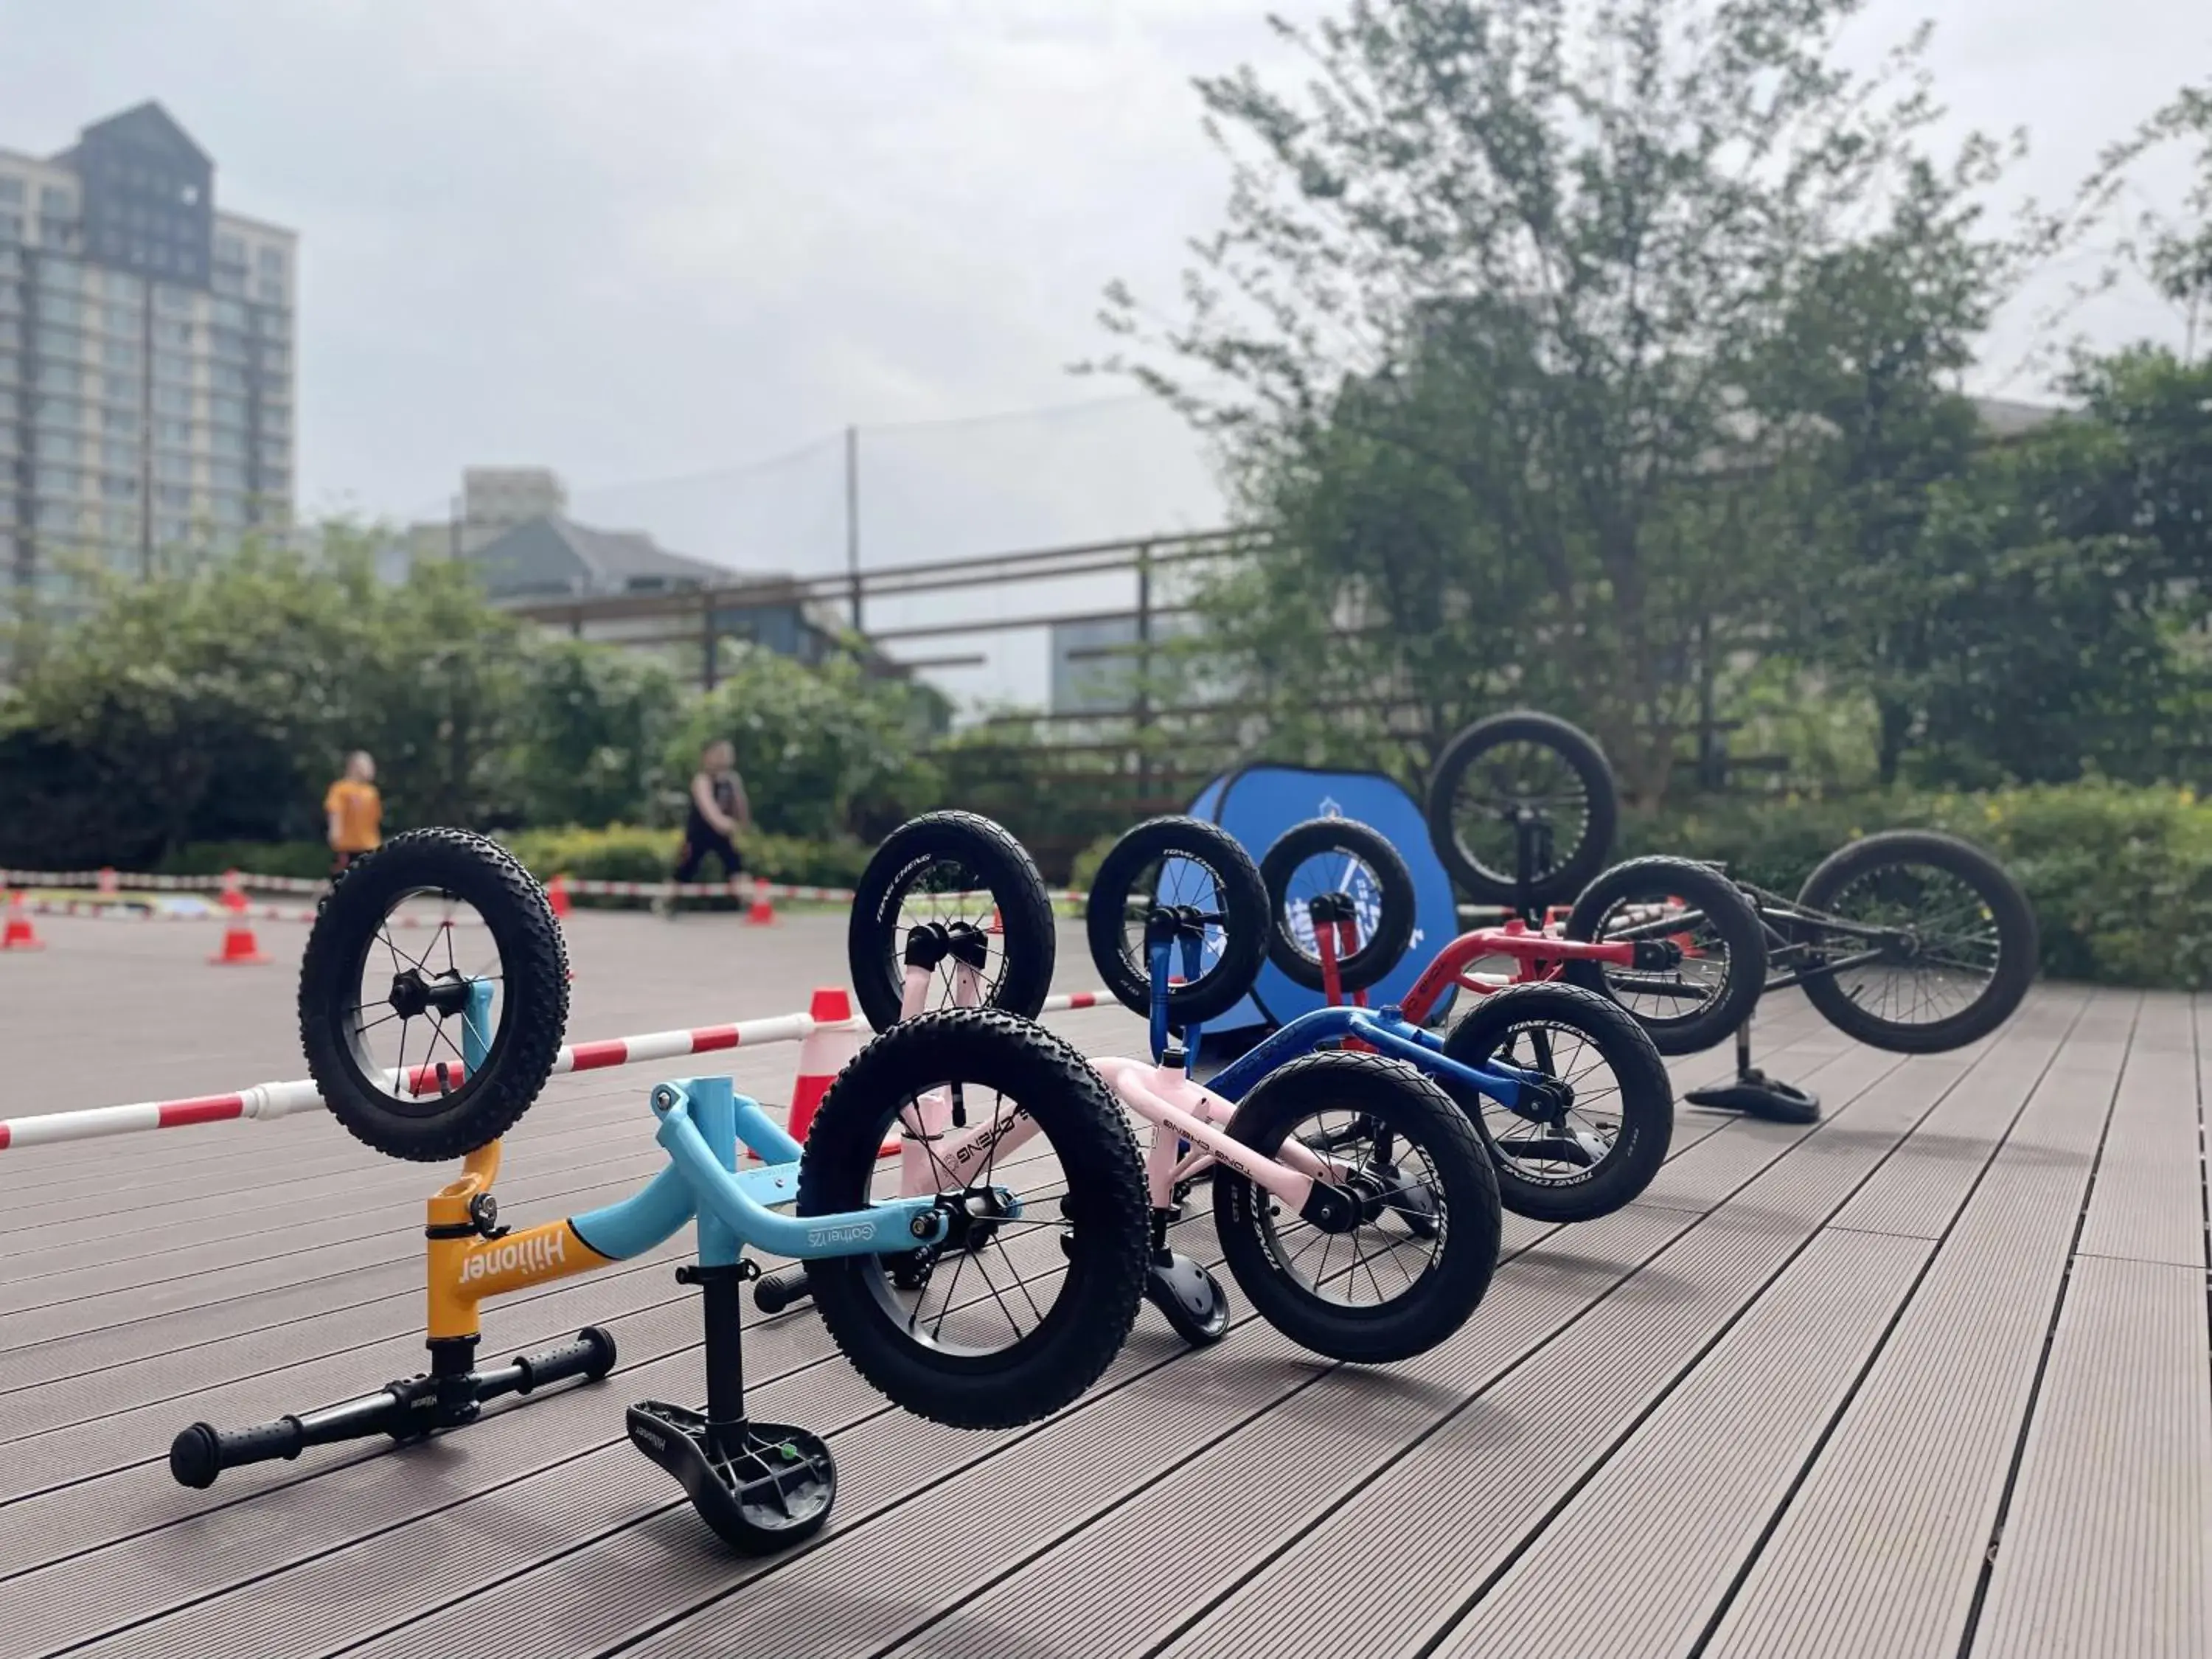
[1,908,2205,1658]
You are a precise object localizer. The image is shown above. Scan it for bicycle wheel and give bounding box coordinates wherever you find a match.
[1211,1050,1500,1363]
[1258,817,1418,994]
[796,1008,1149,1430]
[1561,856,1768,1055]
[298,829,569,1162]
[1086,817,1268,1027]
[847,812,1055,1032]
[1792,830,2037,1054]
[1437,981,1672,1221]
[1424,711,1619,908]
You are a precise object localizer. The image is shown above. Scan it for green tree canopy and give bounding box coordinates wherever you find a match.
[1094,0,2062,802]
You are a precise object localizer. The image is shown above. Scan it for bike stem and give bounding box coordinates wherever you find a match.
[1144,914,1209,1074]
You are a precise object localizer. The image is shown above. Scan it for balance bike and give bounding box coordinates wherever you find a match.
[166,828,1151,1552]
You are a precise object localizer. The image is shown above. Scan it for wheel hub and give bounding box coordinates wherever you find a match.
[386,968,473,1022]
[1526,1074,1575,1118]
[933,1186,1015,1253]
[1341,1163,1394,1225]
[1145,903,1212,946]
[902,920,991,975]
[1298,1182,1363,1234]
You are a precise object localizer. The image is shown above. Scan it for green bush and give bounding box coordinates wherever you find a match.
[495,823,873,895]
[1068,831,1120,896]
[1630,779,2212,990]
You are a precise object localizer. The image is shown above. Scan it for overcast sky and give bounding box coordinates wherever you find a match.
[1,0,2202,586]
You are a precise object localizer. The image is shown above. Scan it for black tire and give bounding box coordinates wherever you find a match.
[1086,817,1268,1027]
[1425,711,1620,908]
[1562,856,1769,1055]
[796,1008,1148,1430]
[1258,818,1419,994]
[1437,981,1672,1222]
[1212,1050,1500,1363]
[299,829,569,1163]
[1792,830,2037,1054]
[847,811,1055,1033]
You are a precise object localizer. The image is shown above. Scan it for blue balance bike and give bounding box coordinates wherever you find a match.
[1078,816,1674,1343]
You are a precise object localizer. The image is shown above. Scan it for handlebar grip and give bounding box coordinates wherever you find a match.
[170,1416,303,1489]
[511,1326,618,1391]
[754,1265,813,1315]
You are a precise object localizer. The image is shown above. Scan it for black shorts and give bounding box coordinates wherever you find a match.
[675,831,744,883]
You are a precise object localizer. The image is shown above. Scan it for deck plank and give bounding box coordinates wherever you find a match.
[1966,990,2211,1659]
[1700,992,2137,1659]
[1139,1043,1994,1659]
[1969,1255,2212,1659]
[1430,1226,1931,1659]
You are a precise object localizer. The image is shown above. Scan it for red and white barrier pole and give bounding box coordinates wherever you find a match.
[12,901,479,926]
[0,990,1116,1153]
[0,1078,324,1150]
[1038,990,1105,1013]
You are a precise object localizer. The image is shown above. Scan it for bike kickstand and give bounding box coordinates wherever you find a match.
[1683,1019,1820,1125]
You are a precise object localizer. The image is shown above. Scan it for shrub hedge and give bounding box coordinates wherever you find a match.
[494,824,874,897]
[1627,780,2212,991]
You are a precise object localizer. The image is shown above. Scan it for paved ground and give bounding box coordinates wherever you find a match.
[1,907,2206,1658]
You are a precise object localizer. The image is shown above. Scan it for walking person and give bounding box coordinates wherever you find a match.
[657,739,751,917]
[324,751,383,884]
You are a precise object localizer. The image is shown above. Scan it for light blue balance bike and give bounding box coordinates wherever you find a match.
[166,829,1151,1553]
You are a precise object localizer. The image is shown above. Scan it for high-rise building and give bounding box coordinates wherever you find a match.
[0,102,296,611]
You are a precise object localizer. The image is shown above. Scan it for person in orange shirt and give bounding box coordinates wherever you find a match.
[324,751,383,878]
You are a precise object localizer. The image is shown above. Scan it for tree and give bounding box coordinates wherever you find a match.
[515,639,683,830]
[671,646,944,842]
[1844,349,2212,790]
[1092,0,2052,803]
[1751,159,2012,785]
[2089,81,2212,361]
[0,529,538,861]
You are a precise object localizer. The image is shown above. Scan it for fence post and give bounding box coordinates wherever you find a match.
[1696,611,1723,790]
[1135,541,1154,804]
[845,425,863,634]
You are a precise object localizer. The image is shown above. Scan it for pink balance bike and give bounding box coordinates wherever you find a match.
[762,813,1503,1363]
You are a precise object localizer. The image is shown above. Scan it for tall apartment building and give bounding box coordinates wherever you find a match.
[0,102,296,611]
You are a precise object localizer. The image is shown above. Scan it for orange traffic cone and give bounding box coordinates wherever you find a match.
[1666,895,1702,958]
[544,874,576,983]
[781,987,891,1155]
[2,891,45,952]
[987,905,1003,936]
[745,877,776,927]
[209,889,268,967]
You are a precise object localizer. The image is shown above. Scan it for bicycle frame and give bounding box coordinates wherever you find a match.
[426,984,947,1352]
[1548,877,1899,995]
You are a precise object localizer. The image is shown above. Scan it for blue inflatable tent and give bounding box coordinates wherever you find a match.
[1186,764,1460,1035]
